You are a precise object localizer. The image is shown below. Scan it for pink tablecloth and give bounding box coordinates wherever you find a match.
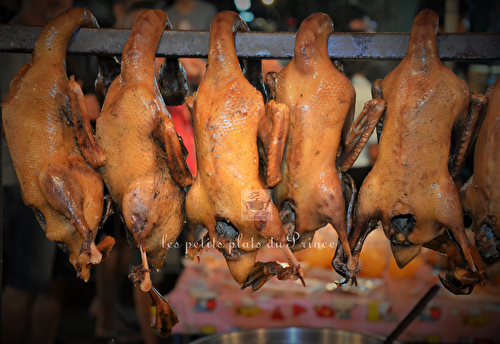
[166,248,500,343]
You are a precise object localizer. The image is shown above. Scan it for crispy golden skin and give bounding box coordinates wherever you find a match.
[266,13,386,285]
[2,8,114,283]
[185,11,304,290]
[337,9,486,294]
[95,9,192,337]
[461,76,500,281]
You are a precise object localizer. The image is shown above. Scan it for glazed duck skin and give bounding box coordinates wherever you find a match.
[95,10,192,337]
[185,11,304,290]
[264,12,386,286]
[461,76,500,281]
[2,8,115,283]
[336,9,486,294]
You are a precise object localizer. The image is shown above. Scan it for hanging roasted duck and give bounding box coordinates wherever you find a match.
[334,9,486,294]
[95,9,193,337]
[253,12,385,288]
[461,76,500,281]
[185,10,304,291]
[2,7,115,283]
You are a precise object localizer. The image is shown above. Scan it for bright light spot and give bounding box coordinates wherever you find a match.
[325,283,337,291]
[240,11,254,22]
[234,0,251,11]
[262,0,274,5]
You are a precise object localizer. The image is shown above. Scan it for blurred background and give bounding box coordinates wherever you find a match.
[2,0,500,33]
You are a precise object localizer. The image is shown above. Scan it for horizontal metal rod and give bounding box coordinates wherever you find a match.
[1,25,499,61]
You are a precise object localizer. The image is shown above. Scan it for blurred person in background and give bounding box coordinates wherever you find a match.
[164,0,217,92]
[165,0,216,31]
[417,0,472,33]
[113,0,160,28]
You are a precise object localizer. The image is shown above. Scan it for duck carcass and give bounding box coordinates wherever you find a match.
[261,12,385,287]
[95,9,193,336]
[1,7,115,283]
[185,11,304,291]
[334,9,486,294]
[461,76,500,281]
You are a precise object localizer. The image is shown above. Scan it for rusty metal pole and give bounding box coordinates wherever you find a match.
[0,26,499,61]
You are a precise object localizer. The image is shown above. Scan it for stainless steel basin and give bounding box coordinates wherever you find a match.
[189,327,402,344]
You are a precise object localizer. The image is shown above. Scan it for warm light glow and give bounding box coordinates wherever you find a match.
[325,283,337,291]
[234,0,251,11]
[262,0,274,5]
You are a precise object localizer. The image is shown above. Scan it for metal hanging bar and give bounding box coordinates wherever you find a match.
[1,25,500,61]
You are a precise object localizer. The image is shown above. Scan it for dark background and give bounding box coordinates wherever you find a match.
[1,0,499,33]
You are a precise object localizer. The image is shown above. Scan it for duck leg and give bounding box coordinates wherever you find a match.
[129,243,179,337]
[338,98,386,171]
[331,172,360,285]
[185,220,210,261]
[153,109,194,188]
[39,163,102,282]
[333,216,380,286]
[129,243,152,292]
[424,231,484,295]
[258,99,290,188]
[449,93,487,175]
[242,244,305,292]
[149,285,179,338]
[67,76,106,168]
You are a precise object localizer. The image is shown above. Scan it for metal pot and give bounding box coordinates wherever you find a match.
[188,327,403,344]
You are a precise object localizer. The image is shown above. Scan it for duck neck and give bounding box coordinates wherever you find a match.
[293,13,332,73]
[32,8,97,65]
[405,10,441,69]
[206,12,248,78]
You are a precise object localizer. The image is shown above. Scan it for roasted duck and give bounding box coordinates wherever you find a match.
[185,11,304,291]
[263,12,386,286]
[461,76,500,281]
[334,9,486,294]
[1,8,115,283]
[95,9,193,337]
